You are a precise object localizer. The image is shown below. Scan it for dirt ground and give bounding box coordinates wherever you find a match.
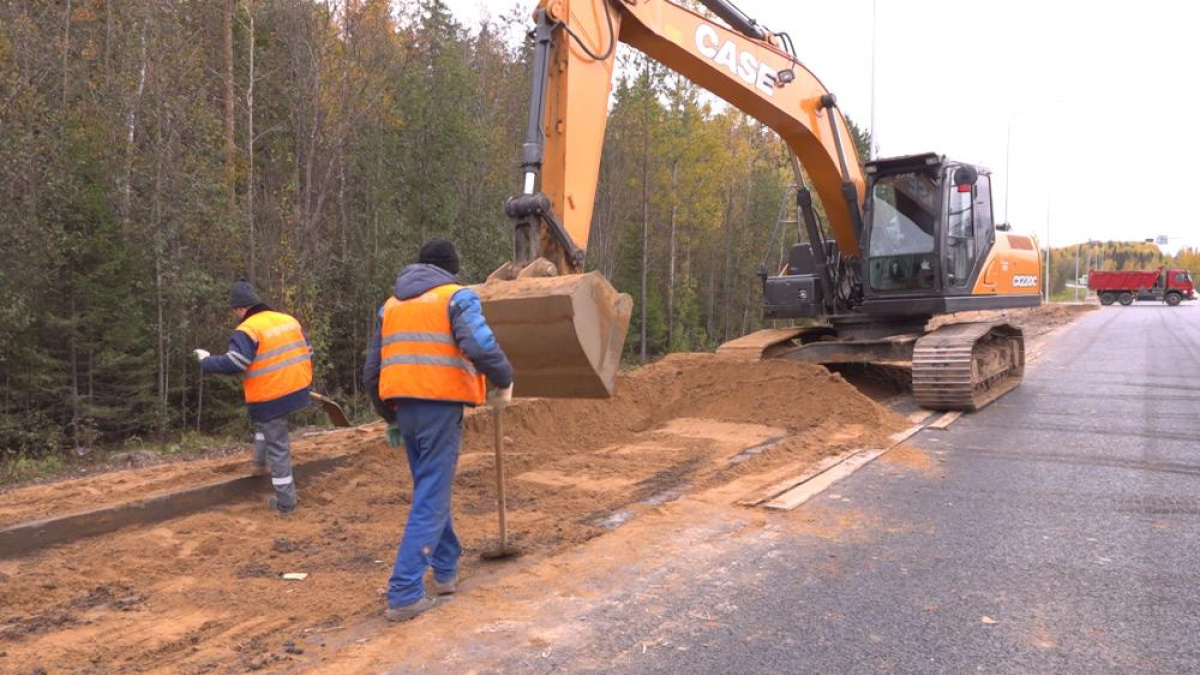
[0,353,904,674]
[928,302,1098,338]
[0,305,1098,673]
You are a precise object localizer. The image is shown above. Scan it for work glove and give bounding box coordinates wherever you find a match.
[487,383,514,411]
[193,349,211,362]
[385,421,403,448]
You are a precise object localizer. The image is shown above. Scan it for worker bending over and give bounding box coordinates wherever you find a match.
[195,281,313,514]
[363,239,513,623]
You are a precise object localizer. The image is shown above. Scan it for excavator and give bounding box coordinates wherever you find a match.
[476,0,1043,411]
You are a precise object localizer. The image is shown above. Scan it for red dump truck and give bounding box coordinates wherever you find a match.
[1088,267,1195,306]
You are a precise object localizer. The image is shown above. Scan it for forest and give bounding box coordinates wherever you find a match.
[1,0,1193,465]
[0,0,854,459]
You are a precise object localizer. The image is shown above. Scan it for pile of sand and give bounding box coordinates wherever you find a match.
[0,353,902,674]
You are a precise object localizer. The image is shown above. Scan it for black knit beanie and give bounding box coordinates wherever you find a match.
[229,281,261,309]
[419,239,460,275]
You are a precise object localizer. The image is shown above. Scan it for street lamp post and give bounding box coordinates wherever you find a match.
[1080,242,1089,300]
[1003,111,1025,225]
[1044,195,1052,303]
[1004,119,1013,223]
[870,0,878,158]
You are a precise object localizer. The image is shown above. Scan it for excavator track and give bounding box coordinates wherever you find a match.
[912,322,1025,411]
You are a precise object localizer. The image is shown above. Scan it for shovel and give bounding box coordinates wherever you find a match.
[481,406,520,560]
[310,392,351,428]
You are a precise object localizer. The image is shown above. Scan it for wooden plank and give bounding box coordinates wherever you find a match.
[763,448,887,511]
[889,422,928,445]
[739,420,930,508]
[0,453,355,558]
[758,421,932,512]
[907,411,934,426]
[927,410,964,430]
[737,449,859,507]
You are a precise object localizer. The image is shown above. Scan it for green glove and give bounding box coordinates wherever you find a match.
[385,421,402,448]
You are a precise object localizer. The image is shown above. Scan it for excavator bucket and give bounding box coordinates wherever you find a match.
[474,272,633,399]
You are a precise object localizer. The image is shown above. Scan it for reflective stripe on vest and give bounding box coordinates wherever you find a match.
[378,284,486,405]
[237,311,313,404]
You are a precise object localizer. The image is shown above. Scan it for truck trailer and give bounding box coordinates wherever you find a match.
[1087,267,1195,306]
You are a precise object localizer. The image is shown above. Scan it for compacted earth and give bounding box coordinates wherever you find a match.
[0,353,905,673]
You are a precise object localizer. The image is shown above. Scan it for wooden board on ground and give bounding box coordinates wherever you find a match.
[928,410,964,430]
[738,449,859,508]
[762,447,887,511]
[753,419,931,511]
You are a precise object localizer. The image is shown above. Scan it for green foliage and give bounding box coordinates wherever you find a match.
[846,116,873,161]
[0,454,65,487]
[1043,241,1200,298]
[1046,241,1169,296]
[0,1,867,465]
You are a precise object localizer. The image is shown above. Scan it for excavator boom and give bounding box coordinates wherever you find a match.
[530,0,866,267]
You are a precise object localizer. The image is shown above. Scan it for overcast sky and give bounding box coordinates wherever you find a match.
[443,0,1199,252]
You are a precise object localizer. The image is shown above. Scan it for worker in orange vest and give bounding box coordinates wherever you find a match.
[363,239,513,622]
[195,281,313,514]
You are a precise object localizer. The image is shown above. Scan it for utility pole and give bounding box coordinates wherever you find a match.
[1074,244,1080,303]
[1004,120,1012,223]
[1003,111,1024,224]
[1044,195,1052,302]
[870,0,878,157]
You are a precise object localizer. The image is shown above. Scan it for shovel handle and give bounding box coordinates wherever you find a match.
[492,407,508,545]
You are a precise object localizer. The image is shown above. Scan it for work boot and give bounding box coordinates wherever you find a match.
[268,497,296,515]
[430,574,457,596]
[250,464,269,477]
[384,596,439,622]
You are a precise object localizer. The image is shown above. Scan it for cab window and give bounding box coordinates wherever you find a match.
[945,168,992,290]
[868,173,938,292]
[945,180,975,288]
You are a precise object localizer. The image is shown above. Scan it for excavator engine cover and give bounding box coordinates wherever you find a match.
[475,272,633,399]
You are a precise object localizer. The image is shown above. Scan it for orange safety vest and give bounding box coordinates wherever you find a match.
[237,311,313,404]
[378,284,486,406]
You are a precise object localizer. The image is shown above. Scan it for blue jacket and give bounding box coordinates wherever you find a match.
[363,265,513,422]
[201,304,312,424]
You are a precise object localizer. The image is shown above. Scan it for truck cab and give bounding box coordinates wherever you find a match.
[1164,269,1196,304]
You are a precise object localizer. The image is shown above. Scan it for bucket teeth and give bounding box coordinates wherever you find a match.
[516,258,558,279]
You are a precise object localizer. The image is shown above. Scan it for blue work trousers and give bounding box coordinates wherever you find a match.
[387,400,464,608]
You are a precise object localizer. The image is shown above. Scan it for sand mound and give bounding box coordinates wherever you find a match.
[0,353,902,674]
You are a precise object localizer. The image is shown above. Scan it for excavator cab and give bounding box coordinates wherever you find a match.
[863,154,992,303]
[765,153,1037,320]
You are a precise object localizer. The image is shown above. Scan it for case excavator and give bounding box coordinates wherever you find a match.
[476,0,1043,411]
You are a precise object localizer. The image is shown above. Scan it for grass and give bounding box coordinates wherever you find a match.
[0,432,239,489]
[0,454,65,486]
[1049,290,1095,304]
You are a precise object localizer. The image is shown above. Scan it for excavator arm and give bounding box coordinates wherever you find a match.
[481,0,869,400]
[508,0,867,273]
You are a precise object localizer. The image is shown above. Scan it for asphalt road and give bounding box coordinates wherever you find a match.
[496,305,1200,674]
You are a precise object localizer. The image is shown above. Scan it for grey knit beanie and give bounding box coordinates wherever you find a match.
[418,239,460,275]
[229,281,261,309]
